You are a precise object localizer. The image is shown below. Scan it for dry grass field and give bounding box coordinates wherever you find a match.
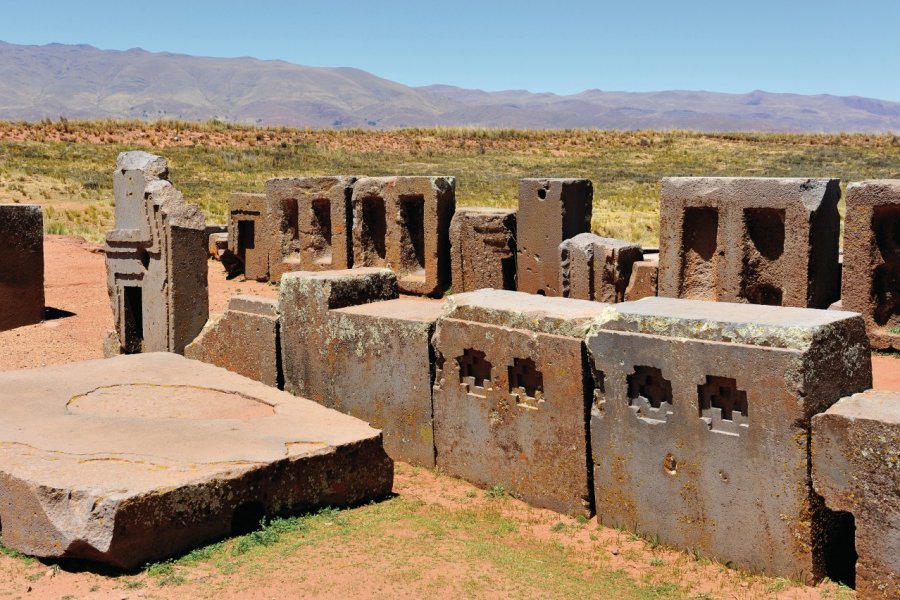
[1,120,899,246]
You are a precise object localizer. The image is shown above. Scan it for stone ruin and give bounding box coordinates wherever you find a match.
[0,204,44,331]
[226,192,268,280]
[3,149,897,592]
[658,177,841,308]
[842,180,900,350]
[104,152,208,355]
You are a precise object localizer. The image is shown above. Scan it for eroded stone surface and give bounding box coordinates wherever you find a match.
[227,192,269,281]
[559,233,642,303]
[587,296,871,581]
[0,353,392,568]
[449,207,517,292]
[624,254,659,301]
[842,180,900,350]
[432,289,609,515]
[0,204,44,331]
[658,177,841,308]
[812,390,900,598]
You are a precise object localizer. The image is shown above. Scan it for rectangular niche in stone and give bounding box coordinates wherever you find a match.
[265,177,357,282]
[431,289,610,516]
[351,176,455,296]
[586,297,871,581]
[658,177,841,308]
[227,192,269,281]
[841,180,900,350]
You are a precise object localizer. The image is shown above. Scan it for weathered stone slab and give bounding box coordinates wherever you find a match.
[227,192,269,281]
[185,295,281,388]
[842,180,900,350]
[279,269,438,466]
[105,152,208,355]
[587,297,871,581]
[449,207,517,292]
[560,233,642,302]
[517,178,592,296]
[0,204,44,331]
[432,289,610,515]
[266,177,357,282]
[658,177,841,308]
[812,390,900,598]
[351,176,456,296]
[0,353,392,569]
[624,254,658,301]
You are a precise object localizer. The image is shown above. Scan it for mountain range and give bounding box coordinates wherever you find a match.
[2,41,899,132]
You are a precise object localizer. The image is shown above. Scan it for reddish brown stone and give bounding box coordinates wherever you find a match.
[624,254,658,301]
[559,233,642,302]
[266,177,357,282]
[517,178,592,296]
[351,176,456,296]
[185,295,281,388]
[0,353,392,569]
[842,180,900,350]
[658,177,841,308]
[432,290,609,515]
[587,297,871,581]
[449,207,516,293]
[227,192,269,281]
[812,390,900,597]
[0,204,44,331]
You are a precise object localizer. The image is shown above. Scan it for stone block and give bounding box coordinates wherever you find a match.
[351,176,455,296]
[587,297,871,581]
[279,268,439,466]
[0,353,392,568]
[560,233,642,302]
[517,178,593,296]
[658,177,841,308]
[624,253,659,301]
[449,207,517,292]
[812,390,900,598]
[105,152,208,355]
[227,192,269,281]
[0,204,44,331]
[432,290,610,515]
[842,180,900,350]
[185,295,281,388]
[266,177,357,282]
[208,232,228,260]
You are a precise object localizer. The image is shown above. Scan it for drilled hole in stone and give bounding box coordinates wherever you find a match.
[537,188,547,200]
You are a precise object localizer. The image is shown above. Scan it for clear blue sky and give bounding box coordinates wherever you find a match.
[2,0,899,101]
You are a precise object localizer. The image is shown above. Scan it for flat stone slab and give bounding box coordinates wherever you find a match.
[0,353,393,569]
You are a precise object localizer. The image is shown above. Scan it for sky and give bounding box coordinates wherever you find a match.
[1,0,899,101]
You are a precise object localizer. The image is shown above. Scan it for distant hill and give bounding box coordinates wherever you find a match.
[2,41,899,132]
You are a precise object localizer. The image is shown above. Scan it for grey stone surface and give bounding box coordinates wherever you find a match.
[104,152,208,355]
[433,289,610,515]
[0,204,44,331]
[449,207,517,292]
[658,177,841,308]
[517,178,592,296]
[351,176,455,296]
[0,353,392,569]
[586,296,871,581]
[560,233,642,302]
[812,390,900,598]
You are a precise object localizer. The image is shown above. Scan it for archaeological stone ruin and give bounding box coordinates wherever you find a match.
[1,149,898,595]
[104,151,208,355]
[0,204,44,331]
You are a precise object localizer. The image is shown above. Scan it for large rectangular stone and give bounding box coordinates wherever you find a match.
[0,353,392,569]
[559,233,642,302]
[517,178,592,296]
[812,390,900,598]
[0,204,44,331]
[228,192,269,281]
[266,177,357,282]
[449,207,517,293]
[432,289,610,515]
[658,177,841,308]
[351,176,455,296]
[587,297,871,581]
[842,180,900,350]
